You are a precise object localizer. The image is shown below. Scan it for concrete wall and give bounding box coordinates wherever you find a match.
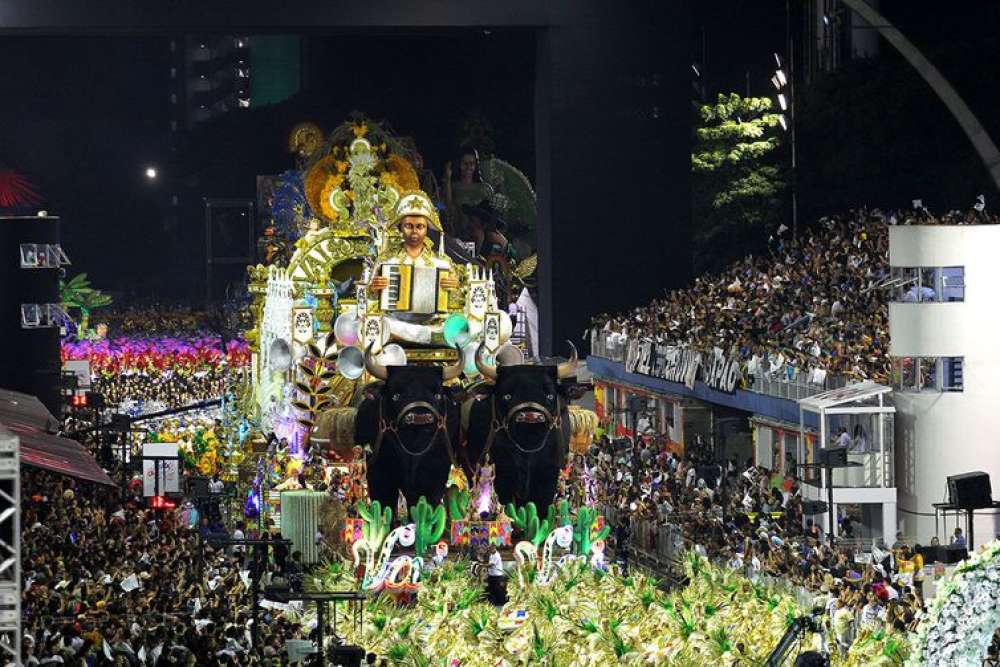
[889,225,1000,545]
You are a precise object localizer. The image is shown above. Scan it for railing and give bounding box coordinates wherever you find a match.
[601,504,684,571]
[747,366,848,401]
[589,330,849,401]
[600,504,859,609]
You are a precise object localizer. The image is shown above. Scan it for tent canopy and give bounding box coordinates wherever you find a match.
[0,388,114,486]
[798,381,893,414]
[0,388,60,432]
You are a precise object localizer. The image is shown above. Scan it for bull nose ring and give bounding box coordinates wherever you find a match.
[403,412,436,425]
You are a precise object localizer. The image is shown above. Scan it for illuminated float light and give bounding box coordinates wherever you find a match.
[151,496,176,510]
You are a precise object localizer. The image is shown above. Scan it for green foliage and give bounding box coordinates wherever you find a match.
[408,496,446,556]
[711,627,733,654]
[692,92,786,273]
[548,499,571,530]
[572,506,610,556]
[447,488,470,521]
[386,643,408,662]
[532,592,559,621]
[454,587,483,612]
[357,500,392,549]
[60,273,113,334]
[507,502,554,547]
[468,609,490,638]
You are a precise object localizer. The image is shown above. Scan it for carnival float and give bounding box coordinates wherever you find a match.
[230,115,597,541]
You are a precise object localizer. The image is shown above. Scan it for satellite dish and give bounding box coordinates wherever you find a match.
[269,339,292,372]
[496,344,525,366]
[337,346,365,380]
[378,344,408,367]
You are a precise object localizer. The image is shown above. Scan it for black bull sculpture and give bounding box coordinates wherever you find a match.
[353,345,464,509]
[464,342,584,516]
[353,342,583,515]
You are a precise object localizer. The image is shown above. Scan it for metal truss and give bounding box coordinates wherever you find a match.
[0,428,20,665]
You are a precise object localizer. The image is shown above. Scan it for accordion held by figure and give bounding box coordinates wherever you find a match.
[379,262,450,314]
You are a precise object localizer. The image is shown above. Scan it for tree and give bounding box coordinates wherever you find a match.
[692,93,785,273]
[60,273,112,336]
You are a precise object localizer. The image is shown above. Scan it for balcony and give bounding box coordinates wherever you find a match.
[589,330,847,401]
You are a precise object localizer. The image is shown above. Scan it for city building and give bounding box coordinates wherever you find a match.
[801,0,881,83]
[169,35,302,133]
[889,225,1000,545]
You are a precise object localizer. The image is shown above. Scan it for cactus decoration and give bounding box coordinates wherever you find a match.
[409,496,447,555]
[572,506,611,556]
[447,488,471,522]
[548,499,572,530]
[507,502,546,546]
[507,502,573,547]
[358,500,393,550]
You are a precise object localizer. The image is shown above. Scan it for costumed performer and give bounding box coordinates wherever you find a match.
[368,190,461,346]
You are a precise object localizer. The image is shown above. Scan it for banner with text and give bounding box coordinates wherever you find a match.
[624,339,742,393]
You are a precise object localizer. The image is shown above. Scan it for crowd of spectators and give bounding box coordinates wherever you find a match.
[570,438,932,655]
[20,460,314,666]
[90,367,246,415]
[96,305,220,338]
[591,206,1000,384]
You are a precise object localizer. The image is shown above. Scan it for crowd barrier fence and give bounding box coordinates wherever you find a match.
[600,504,820,607]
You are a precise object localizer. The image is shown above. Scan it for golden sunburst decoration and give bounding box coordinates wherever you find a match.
[320,179,349,222]
[305,155,340,219]
[288,122,324,159]
[384,154,420,192]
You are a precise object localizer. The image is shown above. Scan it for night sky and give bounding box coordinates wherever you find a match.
[1,1,998,301]
[0,36,171,293]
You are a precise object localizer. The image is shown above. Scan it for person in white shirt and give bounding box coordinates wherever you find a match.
[860,591,883,628]
[208,475,224,494]
[486,545,506,605]
[834,427,851,449]
[231,522,246,557]
[850,425,869,453]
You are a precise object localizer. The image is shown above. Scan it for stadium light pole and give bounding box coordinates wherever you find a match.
[773,52,797,240]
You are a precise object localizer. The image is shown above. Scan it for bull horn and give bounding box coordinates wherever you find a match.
[442,345,465,382]
[475,342,498,381]
[363,342,388,381]
[556,341,579,379]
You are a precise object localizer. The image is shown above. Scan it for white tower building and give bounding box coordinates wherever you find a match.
[889,225,1000,545]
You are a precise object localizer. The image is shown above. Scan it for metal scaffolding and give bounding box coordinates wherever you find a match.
[0,426,20,665]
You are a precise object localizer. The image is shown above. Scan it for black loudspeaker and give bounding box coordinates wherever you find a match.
[947,471,993,509]
[110,414,132,432]
[330,644,365,667]
[820,447,849,467]
[801,500,828,516]
[0,216,62,416]
[696,464,721,487]
[916,545,944,563]
[942,545,969,564]
[187,476,210,499]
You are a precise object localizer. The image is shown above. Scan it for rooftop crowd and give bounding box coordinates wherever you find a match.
[591,206,1000,384]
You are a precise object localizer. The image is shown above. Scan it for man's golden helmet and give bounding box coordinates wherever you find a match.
[393,190,442,231]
